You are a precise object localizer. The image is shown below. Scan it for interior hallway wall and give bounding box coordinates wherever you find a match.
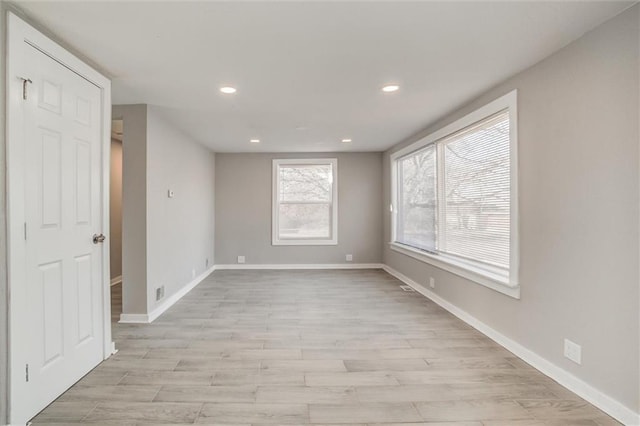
[113,105,216,318]
[146,106,215,311]
[383,5,640,414]
[112,104,148,316]
[109,138,123,281]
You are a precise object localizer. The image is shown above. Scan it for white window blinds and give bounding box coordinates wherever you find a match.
[440,110,510,269]
[395,109,511,272]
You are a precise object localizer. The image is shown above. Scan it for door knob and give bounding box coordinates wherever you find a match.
[92,234,106,244]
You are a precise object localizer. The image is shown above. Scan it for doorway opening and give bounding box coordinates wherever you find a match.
[110,120,123,322]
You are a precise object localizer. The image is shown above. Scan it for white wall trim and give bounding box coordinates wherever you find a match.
[147,266,215,323]
[110,275,122,287]
[118,265,215,324]
[389,243,520,299]
[214,263,383,270]
[381,265,640,426]
[117,313,149,324]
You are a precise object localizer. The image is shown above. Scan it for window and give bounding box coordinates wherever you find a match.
[272,158,338,245]
[391,91,518,297]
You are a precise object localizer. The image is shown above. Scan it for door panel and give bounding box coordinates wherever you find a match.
[75,253,94,345]
[75,140,92,224]
[40,129,63,227]
[40,261,64,367]
[40,78,63,114]
[20,42,105,421]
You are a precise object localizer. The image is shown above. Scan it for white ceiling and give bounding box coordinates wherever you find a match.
[11,1,633,153]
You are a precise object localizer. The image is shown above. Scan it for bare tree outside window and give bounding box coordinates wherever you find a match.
[277,164,334,240]
[397,146,437,251]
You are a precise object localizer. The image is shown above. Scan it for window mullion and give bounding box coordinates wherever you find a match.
[397,163,404,241]
[436,141,446,253]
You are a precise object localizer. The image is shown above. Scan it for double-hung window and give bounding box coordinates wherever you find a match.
[272,158,338,245]
[391,91,518,297]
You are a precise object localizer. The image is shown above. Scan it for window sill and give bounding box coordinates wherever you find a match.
[389,242,520,299]
[273,239,338,246]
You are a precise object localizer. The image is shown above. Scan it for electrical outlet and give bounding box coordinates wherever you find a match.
[429,277,435,289]
[237,255,245,264]
[345,254,353,262]
[564,338,582,364]
[155,285,164,301]
[167,189,174,198]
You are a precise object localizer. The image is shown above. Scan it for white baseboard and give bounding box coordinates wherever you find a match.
[110,275,122,286]
[118,313,149,324]
[214,263,383,270]
[119,265,216,324]
[147,265,215,322]
[381,265,640,426]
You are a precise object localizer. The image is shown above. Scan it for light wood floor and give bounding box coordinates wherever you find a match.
[111,282,122,322]
[31,269,620,425]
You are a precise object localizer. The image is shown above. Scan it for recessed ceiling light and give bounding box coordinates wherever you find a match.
[250,139,260,143]
[341,138,352,143]
[382,84,400,93]
[220,86,237,94]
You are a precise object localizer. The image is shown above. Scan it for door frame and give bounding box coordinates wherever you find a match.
[6,12,112,424]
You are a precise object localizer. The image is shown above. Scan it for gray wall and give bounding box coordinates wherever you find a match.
[112,105,148,315]
[1,4,8,425]
[383,6,639,412]
[146,106,215,310]
[113,105,216,316]
[215,152,383,265]
[109,139,123,280]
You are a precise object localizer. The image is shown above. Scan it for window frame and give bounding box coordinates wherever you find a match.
[272,158,338,246]
[390,90,519,298]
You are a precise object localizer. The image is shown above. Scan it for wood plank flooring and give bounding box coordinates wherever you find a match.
[31,269,621,425]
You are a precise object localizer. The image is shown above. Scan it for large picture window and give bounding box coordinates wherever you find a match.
[272,158,338,245]
[391,91,518,297]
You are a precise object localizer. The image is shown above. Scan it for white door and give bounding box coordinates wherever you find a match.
[13,42,105,422]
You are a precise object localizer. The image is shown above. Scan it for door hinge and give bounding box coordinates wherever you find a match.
[25,363,29,382]
[19,77,33,100]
